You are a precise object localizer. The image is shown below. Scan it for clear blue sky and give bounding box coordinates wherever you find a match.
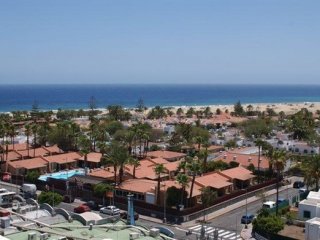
[0,0,319,84]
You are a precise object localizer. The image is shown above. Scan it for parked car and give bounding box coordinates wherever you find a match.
[100,206,120,215]
[262,201,276,209]
[74,204,91,213]
[299,188,308,194]
[277,198,286,204]
[241,214,255,224]
[120,211,139,220]
[85,201,99,211]
[293,181,305,189]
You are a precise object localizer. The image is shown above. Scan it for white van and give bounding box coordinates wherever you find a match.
[262,201,276,209]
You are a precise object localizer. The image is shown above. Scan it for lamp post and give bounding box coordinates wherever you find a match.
[15,165,19,194]
[162,182,167,223]
[245,187,248,229]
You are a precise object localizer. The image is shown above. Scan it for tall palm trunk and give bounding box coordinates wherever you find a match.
[114,165,118,184]
[157,175,161,205]
[189,175,196,207]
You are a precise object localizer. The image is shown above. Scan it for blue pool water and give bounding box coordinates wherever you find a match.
[38,169,85,181]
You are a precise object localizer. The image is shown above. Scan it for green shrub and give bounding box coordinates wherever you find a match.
[253,214,284,234]
[38,191,63,207]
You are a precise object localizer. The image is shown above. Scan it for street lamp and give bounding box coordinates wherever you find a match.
[245,187,248,229]
[162,182,167,223]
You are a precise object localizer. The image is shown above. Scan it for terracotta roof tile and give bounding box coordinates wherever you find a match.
[9,157,48,170]
[217,152,269,170]
[195,172,233,189]
[43,145,63,154]
[17,147,49,158]
[219,166,255,181]
[78,152,102,163]
[88,168,116,179]
[44,152,81,164]
[147,150,186,160]
[117,179,157,194]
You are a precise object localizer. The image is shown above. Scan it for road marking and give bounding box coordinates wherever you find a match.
[187,224,241,240]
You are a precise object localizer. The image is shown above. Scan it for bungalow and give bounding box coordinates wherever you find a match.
[2,143,29,152]
[88,167,132,183]
[195,172,233,197]
[298,191,320,220]
[163,160,182,179]
[115,178,203,207]
[217,152,270,171]
[147,150,186,162]
[115,179,156,204]
[77,152,102,169]
[218,166,255,189]
[43,145,64,155]
[17,147,50,159]
[44,152,81,171]
[7,157,49,175]
[124,159,168,180]
[1,151,22,162]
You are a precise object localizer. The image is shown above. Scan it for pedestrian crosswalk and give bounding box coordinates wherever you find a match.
[188,224,241,240]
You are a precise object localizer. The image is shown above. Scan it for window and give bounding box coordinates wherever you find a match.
[303,210,311,219]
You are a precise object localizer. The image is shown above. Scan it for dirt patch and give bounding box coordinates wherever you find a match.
[278,225,304,240]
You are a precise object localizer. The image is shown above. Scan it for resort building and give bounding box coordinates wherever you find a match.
[147,150,186,162]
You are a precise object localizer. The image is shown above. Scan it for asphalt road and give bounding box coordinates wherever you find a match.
[1,180,301,240]
[208,187,300,233]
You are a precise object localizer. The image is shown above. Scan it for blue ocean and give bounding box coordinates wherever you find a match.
[0,84,320,112]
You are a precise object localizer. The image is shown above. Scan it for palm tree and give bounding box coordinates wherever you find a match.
[8,123,16,150]
[198,142,210,171]
[194,136,204,152]
[186,159,201,206]
[24,124,31,157]
[176,173,190,206]
[128,158,140,179]
[105,141,130,184]
[269,149,287,215]
[301,154,320,190]
[154,164,166,205]
[31,123,39,157]
[78,135,91,175]
[255,138,265,184]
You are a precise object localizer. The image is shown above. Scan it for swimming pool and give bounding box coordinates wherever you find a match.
[38,169,85,181]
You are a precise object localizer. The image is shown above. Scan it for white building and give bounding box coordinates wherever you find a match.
[299,191,320,220]
[305,217,320,240]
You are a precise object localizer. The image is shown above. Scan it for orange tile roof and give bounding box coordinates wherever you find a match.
[117,179,157,194]
[163,160,181,172]
[88,168,116,179]
[217,152,269,170]
[43,145,63,154]
[9,157,48,170]
[125,159,162,180]
[44,152,81,164]
[147,150,186,160]
[219,166,255,181]
[162,180,202,197]
[78,152,102,163]
[17,147,49,158]
[195,172,233,189]
[148,157,169,165]
[6,143,29,151]
[4,151,22,161]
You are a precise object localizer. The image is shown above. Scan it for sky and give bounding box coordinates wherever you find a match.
[0,0,320,85]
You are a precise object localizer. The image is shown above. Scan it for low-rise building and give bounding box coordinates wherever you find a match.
[299,191,320,220]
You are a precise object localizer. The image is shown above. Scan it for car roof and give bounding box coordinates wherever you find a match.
[263,201,275,204]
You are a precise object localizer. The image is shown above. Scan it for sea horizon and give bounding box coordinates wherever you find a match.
[1,84,320,112]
